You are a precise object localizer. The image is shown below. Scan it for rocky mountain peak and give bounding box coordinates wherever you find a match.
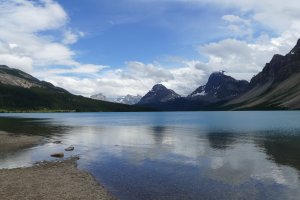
[289,38,300,55]
[188,71,249,102]
[151,84,167,91]
[269,54,284,63]
[0,65,9,69]
[250,38,300,88]
[206,71,232,91]
[138,84,180,104]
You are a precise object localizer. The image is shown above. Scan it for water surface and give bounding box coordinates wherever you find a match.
[0,112,300,200]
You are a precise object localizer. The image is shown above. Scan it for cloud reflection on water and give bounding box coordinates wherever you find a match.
[1,112,300,199]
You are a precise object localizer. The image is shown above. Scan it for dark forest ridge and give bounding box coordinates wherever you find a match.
[0,65,144,112]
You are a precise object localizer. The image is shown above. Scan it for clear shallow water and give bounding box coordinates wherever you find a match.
[1,112,300,200]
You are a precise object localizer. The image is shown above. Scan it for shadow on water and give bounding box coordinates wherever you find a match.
[205,129,300,173]
[0,117,70,138]
[149,126,168,144]
[256,134,300,172]
[206,132,237,150]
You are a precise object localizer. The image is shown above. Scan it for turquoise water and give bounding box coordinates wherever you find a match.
[1,112,300,200]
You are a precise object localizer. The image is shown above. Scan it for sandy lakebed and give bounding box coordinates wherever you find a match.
[0,132,116,200]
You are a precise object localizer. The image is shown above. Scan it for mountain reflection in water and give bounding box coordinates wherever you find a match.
[0,112,300,200]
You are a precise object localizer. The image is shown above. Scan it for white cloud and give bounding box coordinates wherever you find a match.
[222,15,246,24]
[125,61,174,82]
[187,0,300,36]
[221,15,253,38]
[0,0,103,75]
[38,64,107,77]
[0,54,33,72]
[0,0,67,33]
[62,29,84,45]
[45,76,97,96]
[163,61,207,95]
[196,31,299,81]
[187,0,300,82]
[62,31,79,45]
[43,60,206,97]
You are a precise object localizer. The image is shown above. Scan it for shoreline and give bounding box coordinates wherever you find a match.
[0,131,43,152]
[0,132,116,200]
[0,157,116,200]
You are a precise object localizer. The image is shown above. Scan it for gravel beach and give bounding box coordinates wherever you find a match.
[0,132,116,200]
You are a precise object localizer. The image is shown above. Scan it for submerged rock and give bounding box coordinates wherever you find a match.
[53,141,62,144]
[65,146,74,151]
[50,153,64,158]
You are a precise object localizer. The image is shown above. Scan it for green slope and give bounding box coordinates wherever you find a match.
[0,84,145,112]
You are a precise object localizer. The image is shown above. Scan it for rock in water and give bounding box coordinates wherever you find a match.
[51,153,64,158]
[65,146,74,151]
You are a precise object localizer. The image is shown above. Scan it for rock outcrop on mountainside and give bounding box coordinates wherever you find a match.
[225,39,300,110]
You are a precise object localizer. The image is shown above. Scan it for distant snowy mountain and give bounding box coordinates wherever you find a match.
[115,94,142,105]
[90,93,141,105]
[90,93,107,101]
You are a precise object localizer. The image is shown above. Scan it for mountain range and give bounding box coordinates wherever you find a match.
[137,39,300,110]
[1,39,300,111]
[136,72,250,111]
[91,93,142,105]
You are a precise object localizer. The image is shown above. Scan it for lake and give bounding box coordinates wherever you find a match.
[0,111,300,200]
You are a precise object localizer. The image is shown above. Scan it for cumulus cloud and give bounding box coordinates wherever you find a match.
[43,61,206,97]
[135,0,300,32]
[62,29,85,45]
[188,0,300,81]
[164,61,207,95]
[0,53,33,72]
[197,32,299,80]
[124,61,174,82]
[0,0,67,32]
[205,0,300,33]
[0,0,103,74]
[221,15,253,38]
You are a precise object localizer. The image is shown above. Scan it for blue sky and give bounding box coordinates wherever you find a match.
[57,0,229,67]
[0,0,299,97]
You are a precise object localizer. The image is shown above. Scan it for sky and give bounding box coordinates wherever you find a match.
[0,0,300,97]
